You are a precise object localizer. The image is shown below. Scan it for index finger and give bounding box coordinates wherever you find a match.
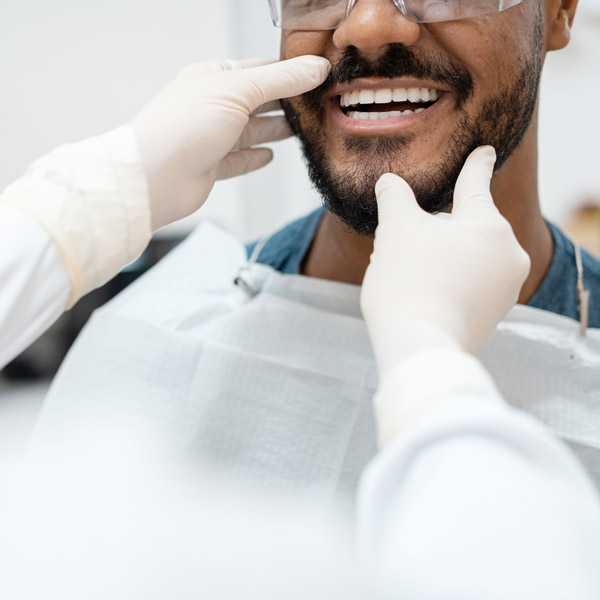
[451,146,499,222]
[240,56,331,109]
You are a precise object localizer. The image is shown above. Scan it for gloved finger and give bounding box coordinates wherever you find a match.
[233,116,292,151]
[452,146,499,222]
[238,56,331,112]
[252,100,282,116]
[216,148,274,181]
[375,173,426,224]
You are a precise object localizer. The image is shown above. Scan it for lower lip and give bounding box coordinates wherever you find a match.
[329,93,450,134]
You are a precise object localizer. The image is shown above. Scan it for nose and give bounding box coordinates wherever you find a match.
[333,0,421,55]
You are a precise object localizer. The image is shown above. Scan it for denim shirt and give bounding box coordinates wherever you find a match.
[248,207,600,328]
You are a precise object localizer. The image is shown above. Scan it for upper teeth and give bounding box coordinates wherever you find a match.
[339,87,439,107]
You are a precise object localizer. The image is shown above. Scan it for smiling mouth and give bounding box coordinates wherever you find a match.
[338,86,442,120]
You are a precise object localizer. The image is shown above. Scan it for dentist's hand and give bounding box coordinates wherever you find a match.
[131,56,330,231]
[361,146,531,380]
[1,57,330,309]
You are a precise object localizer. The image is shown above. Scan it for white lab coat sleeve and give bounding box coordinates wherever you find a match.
[0,204,70,370]
[358,349,600,600]
[1,126,152,309]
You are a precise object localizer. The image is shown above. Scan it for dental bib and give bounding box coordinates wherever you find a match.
[32,222,600,504]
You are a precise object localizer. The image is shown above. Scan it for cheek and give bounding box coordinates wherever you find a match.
[428,8,538,88]
[280,30,331,60]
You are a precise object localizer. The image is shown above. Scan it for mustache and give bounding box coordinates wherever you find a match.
[301,44,473,112]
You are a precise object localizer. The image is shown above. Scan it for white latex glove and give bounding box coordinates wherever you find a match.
[1,126,150,309]
[1,57,329,309]
[131,56,331,231]
[360,146,531,381]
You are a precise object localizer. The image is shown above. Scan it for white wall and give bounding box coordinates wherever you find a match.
[1,0,599,241]
[539,2,600,221]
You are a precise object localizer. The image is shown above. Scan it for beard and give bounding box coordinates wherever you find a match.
[281,22,543,236]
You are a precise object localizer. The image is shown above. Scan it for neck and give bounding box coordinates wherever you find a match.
[303,113,553,305]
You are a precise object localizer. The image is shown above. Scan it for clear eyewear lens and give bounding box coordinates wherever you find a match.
[268,0,523,29]
[268,0,348,30]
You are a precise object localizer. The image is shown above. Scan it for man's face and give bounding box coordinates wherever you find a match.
[280,0,544,235]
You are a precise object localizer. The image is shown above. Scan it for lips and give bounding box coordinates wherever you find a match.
[322,78,449,128]
[325,79,448,131]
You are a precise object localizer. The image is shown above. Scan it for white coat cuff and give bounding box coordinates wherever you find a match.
[0,125,152,308]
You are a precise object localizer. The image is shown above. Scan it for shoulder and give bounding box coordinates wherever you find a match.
[529,222,600,328]
[581,244,600,328]
[246,207,325,275]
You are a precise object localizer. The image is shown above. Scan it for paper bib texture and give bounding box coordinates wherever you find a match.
[32,222,600,505]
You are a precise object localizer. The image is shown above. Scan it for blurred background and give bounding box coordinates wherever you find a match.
[1,0,599,461]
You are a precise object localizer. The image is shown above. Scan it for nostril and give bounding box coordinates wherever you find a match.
[333,7,421,52]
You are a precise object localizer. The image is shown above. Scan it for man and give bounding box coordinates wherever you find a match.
[32,0,600,501]
[256,0,599,325]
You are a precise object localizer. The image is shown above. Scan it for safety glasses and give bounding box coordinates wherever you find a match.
[268,0,523,29]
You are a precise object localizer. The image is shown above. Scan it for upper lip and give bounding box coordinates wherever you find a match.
[327,77,451,100]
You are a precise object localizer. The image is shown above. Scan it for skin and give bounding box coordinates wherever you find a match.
[279,0,578,303]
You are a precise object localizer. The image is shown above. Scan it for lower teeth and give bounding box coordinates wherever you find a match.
[348,108,426,120]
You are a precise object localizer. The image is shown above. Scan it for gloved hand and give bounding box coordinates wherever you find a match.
[360,146,531,381]
[131,56,331,231]
[1,57,329,309]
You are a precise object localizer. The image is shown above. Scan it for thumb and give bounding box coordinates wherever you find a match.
[238,56,331,110]
[452,146,498,221]
[375,173,424,224]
